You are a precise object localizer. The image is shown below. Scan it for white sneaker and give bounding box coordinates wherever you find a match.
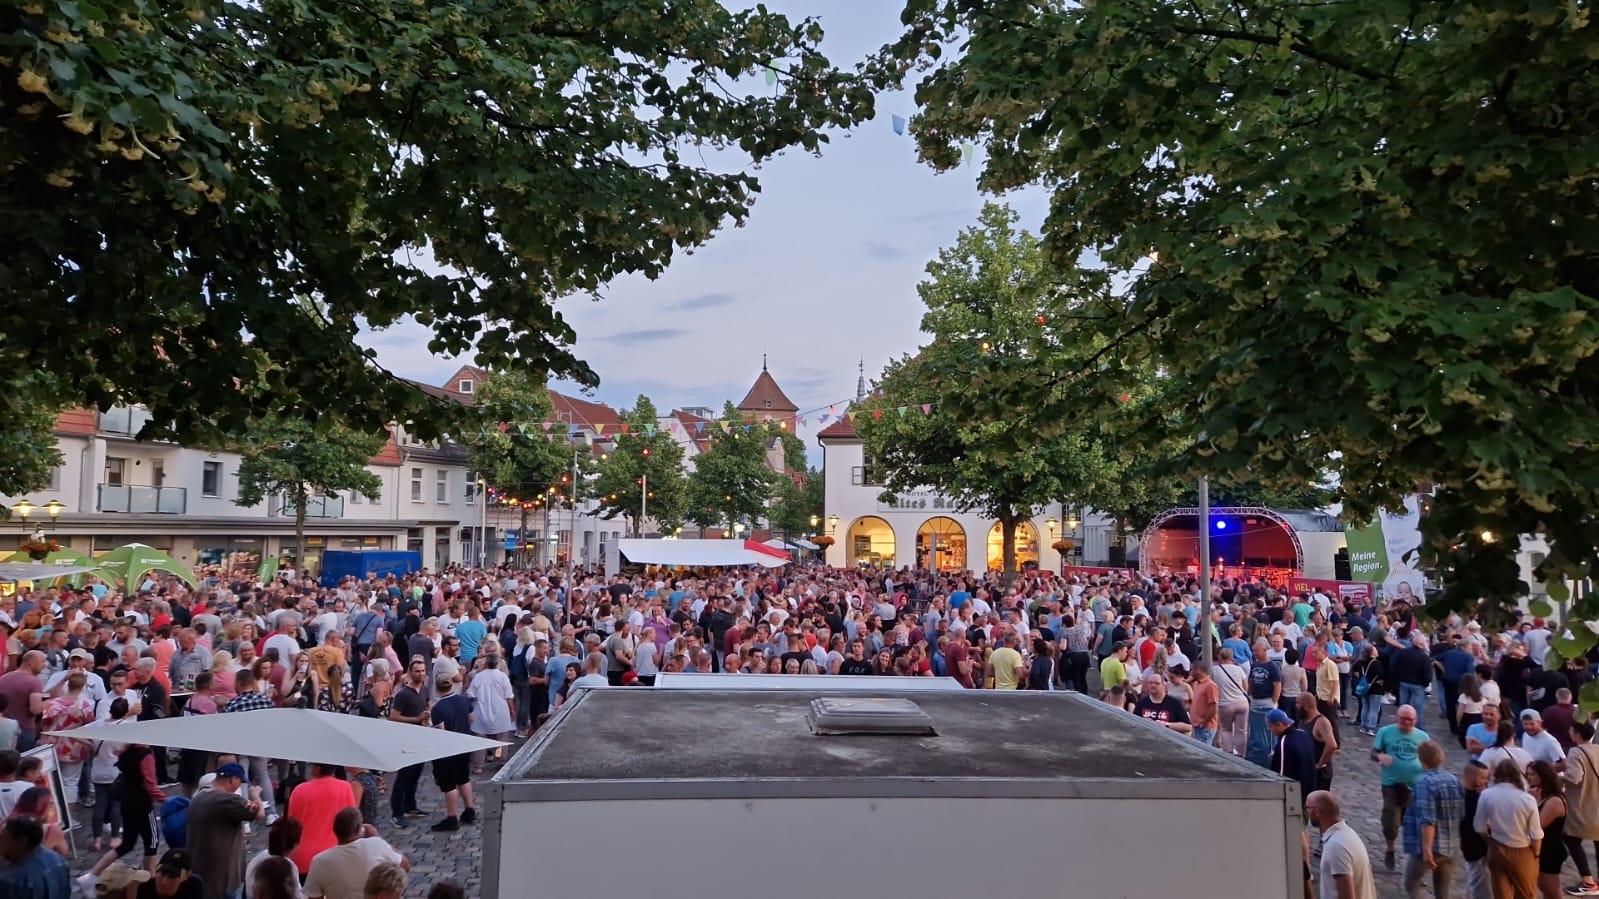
[76,871,97,899]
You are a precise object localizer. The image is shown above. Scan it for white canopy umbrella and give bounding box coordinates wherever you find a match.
[49,709,506,772]
[0,562,104,583]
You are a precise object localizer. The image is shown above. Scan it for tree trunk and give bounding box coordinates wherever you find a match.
[293,488,308,579]
[1001,510,1018,588]
[519,504,529,567]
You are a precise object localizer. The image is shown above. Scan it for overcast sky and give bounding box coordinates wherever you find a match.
[366,0,1047,442]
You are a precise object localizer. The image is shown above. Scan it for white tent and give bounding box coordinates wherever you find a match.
[49,708,506,771]
[615,538,789,569]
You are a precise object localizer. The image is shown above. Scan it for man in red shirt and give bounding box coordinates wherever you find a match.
[0,652,46,751]
[944,631,975,689]
[286,763,356,874]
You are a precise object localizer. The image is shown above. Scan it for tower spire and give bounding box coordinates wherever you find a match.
[855,360,866,403]
[762,351,767,372]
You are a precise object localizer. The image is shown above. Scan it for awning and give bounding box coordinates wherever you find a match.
[0,563,105,583]
[617,539,790,569]
[792,539,819,551]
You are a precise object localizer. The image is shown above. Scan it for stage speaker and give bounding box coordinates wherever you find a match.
[1334,548,1351,581]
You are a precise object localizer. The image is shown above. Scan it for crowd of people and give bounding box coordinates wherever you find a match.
[0,559,1589,899]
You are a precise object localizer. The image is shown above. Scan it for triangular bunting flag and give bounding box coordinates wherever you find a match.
[644,424,655,436]
[872,409,884,420]
[797,416,806,426]
[743,425,753,433]
[819,414,830,425]
[847,412,858,422]
[620,423,630,434]
[891,114,906,136]
[921,404,932,415]
[594,424,605,435]
[764,64,777,87]
[498,422,508,433]
[720,421,731,434]
[541,422,553,431]
[896,406,907,416]
[695,423,705,433]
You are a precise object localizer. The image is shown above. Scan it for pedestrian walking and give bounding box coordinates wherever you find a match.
[1402,740,1464,899]
[1475,760,1543,899]
[1373,704,1431,871]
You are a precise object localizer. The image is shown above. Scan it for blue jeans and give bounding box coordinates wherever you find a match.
[1360,692,1383,731]
[1192,726,1216,747]
[1399,683,1427,718]
[1246,707,1273,767]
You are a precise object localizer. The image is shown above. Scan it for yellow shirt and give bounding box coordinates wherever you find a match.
[1100,655,1127,689]
[991,646,1025,690]
[1316,656,1340,703]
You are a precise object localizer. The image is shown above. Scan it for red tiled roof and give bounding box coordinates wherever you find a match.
[440,365,489,404]
[549,391,622,431]
[737,369,798,413]
[669,409,714,453]
[54,409,98,437]
[816,416,858,440]
[371,428,403,466]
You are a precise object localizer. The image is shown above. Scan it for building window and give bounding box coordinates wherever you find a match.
[436,470,448,503]
[151,459,166,487]
[104,457,126,487]
[46,466,60,491]
[851,454,883,487]
[410,468,423,502]
[764,398,772,408]
[465,479,475,505]
[458,379,474,394]
[202,461,222,497]
[349,489,362,505]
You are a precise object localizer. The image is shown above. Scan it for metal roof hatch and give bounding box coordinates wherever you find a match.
[807,697,937,736]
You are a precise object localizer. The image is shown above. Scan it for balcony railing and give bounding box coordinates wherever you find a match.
[276,495,345,518]
[98,407,155,437]
[97,484,187,514]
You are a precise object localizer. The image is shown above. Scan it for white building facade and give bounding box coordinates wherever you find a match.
[816,416,1120,574]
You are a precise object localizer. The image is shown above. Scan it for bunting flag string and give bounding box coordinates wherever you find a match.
[466,392,943,444]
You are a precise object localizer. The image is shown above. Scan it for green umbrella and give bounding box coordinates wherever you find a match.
[95,543,199,590]
[0,546,99,587]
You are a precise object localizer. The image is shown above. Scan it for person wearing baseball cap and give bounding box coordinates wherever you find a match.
[185,763,263,899]
[1266,708,1319,801]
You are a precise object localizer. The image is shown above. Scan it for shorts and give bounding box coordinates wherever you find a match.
[114,809,159,858]
[432,754,471,793]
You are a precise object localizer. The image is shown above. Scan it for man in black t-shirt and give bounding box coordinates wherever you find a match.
[838,641,875,676]
[1133,676,1193,734]
[387,659,429,826]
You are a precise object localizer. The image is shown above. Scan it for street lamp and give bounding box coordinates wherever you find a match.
[13,500,34,527]
[1045,517,1059,538]
[828,513,840,534]
[733,522,745,539]
[1065,509,1081,531]
[810,514,820,534]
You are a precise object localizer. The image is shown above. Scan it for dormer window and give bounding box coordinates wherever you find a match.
[764,398,772,408]
[458,379,475,394]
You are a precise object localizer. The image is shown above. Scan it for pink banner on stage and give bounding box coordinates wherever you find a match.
[1287,576,1373,604]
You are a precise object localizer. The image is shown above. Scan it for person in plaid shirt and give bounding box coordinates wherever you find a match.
[220,669,279,822]
[1402,740,1465,898]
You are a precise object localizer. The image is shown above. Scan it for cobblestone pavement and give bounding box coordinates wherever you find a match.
[57,693,1573,899]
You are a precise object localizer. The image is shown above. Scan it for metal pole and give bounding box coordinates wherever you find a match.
[570,450,579,569]
[1199,475,1213,665]
[640,473,647,536]
[479,483,487,569]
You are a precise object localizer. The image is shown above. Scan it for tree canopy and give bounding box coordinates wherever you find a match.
[881,2,1599,623]
[592,396,686,537]
[0,375,68,507]
[685,401,781,533]
[859,203,1133,583]
[234,416,384,560]
[465,371,571,504]
[4,0,875,445]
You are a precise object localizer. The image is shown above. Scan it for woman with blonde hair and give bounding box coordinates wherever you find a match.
[209,650,236,702]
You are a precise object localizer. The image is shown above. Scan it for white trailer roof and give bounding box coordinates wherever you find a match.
[652,673,964,692]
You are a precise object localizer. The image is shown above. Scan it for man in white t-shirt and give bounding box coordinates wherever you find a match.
[1518,710,1566,765]
[1308,790,1377,899]
[262,616,302,667]
[304,807,408,899]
